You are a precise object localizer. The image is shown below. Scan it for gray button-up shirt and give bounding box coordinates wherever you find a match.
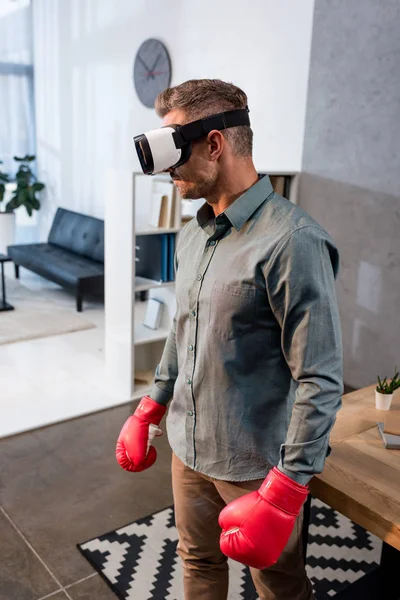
[151,174,343,485]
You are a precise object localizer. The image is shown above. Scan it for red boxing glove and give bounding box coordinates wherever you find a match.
[219,467,308,569]
[116,396,166,473]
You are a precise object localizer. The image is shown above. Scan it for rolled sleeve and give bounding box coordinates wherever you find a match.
[265,225,344,485]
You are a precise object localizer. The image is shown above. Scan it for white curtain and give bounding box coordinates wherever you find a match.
[0,1,35,176]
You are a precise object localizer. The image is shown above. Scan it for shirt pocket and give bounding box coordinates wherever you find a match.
[209,282,256,340]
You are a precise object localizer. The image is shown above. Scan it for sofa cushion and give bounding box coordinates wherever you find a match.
[8,243,104,288]
[48,207,104,263]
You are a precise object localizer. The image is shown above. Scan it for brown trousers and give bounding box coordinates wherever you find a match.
[172,453,315,600]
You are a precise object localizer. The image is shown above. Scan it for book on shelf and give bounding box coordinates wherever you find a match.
[135,232,176,283]
[148,179,176,229]
[143,298,164,330]
[169,189,177,228]
[168,233,175,281]
[376,421,400,449]
[158,194,171,228]
[161,234,168,281]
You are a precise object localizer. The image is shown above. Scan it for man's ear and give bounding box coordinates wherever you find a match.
[207,130,224,161]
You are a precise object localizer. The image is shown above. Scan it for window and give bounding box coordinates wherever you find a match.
[0,0,35,175]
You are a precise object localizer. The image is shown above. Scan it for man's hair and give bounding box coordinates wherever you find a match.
[155,79,253,158]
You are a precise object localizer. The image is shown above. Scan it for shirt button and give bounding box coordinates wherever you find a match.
[186,378,192,385]
[188,344,194,351]
[196,274,202,281]
[187,410,193,416]
[209,240,216,246]
[191,310,196,317]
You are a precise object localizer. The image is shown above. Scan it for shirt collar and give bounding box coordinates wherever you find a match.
[196,174,274,231]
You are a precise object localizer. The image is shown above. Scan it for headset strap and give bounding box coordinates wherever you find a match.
[172,107,250,148]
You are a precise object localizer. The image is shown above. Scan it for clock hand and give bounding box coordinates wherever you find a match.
[150,52,161,73]
[137,54,154,79]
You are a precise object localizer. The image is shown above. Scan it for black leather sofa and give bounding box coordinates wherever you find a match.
[8,207,104,312]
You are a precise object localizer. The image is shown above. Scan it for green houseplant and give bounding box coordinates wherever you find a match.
[375,366,400,410]
[5,155,45,217]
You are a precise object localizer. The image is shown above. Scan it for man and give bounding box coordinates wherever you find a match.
[116,79,343,600]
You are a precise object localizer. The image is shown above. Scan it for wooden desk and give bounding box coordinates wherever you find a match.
[305,384,400,599]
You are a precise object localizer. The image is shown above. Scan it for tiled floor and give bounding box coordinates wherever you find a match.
[0,402,174,599]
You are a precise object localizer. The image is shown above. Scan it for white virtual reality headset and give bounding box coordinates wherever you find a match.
[133,107,251,175]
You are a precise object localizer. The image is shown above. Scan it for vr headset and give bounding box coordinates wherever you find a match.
[133,107,250,175]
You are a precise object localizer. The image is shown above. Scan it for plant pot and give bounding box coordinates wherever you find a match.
[4,182,39,227]
[0,211,16,255]
[375,390,393,411]
[16,204,39,227]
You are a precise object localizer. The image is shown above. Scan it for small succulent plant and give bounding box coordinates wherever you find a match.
[376,367,400,394]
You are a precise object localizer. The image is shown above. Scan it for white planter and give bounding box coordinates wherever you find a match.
[375,390,393,411]
[3,182,39,227]
[16,203,39,227]
[0,211,16,255]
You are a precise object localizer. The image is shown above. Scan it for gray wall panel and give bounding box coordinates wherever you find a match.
[301,0,400,389]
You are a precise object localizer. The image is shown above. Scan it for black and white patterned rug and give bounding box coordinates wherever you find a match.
[77,498,381,599]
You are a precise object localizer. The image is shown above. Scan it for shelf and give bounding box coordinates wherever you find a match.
[136,226,181,236]
[131,383,151,400]
[135,277,175,292]
[134,322,169,346]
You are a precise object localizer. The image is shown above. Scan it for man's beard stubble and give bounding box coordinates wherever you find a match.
[173,174,218,203]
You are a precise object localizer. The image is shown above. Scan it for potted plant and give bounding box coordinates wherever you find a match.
[6,155,45,222]
[375,366,400,410]
[0,160,16,255]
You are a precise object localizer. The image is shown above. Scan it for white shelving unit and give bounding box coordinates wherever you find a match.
[136,227,182,236]
[105,170,182,401]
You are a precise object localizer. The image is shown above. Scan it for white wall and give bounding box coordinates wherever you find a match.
[32,0,314,234]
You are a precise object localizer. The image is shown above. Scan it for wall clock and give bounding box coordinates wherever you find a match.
[133,38,172,108]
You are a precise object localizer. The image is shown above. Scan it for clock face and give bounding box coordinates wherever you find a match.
[133,39,172,108]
